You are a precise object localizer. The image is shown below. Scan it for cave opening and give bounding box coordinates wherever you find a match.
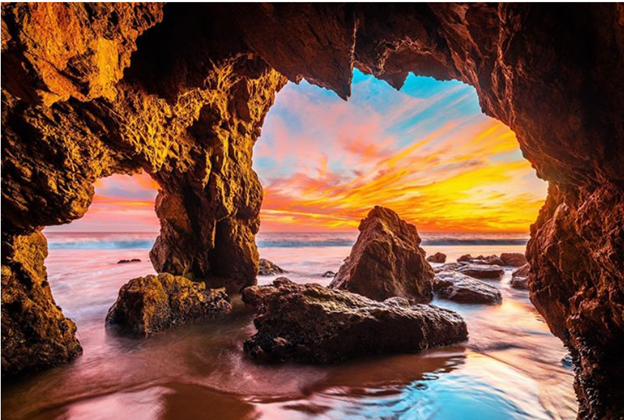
[42,172,160,337]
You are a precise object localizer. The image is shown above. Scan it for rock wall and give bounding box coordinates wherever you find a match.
[2,4,623,418]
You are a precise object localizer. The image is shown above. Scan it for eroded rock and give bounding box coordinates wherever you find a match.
[426,252,447,263]
[500,253,528,267]
[329,206,434,303]
[258,258,286,276]
[242,278,468,363]
[510,263,530,290]
[106,273,231,337]
[434,271,502,305]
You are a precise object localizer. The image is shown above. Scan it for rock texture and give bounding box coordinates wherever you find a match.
[434,271,502,305]
[1,231,82,376]
[258,258,286,276]
[426,252,447,263]
[106,273,231,337]
[329,206,434,303]
[500,253,528,267]
[458,254,505,266]
[510,263,530,290]
[457,264,505,280]
[242,278,468,363]
[2,4,623,418]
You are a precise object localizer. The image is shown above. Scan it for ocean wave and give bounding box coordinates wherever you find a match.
[45,232,528,250]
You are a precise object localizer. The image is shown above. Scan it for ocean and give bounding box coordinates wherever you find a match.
[2,231,577,420]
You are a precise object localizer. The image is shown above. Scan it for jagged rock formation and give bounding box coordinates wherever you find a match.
[427,252,447,263]
[242,278,468,363]
[510,263,530,290]
[2,4,623,418]
[434,271,502,305]
[258,258,286,276]
[329,206,434,303]
[106,273,231,337]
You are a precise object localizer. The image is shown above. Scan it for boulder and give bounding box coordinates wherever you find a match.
[434,262,463,273]
[258,258,286,276]
[106,273,231,337]
[117,258,141,264]
[242,278,468,363]
[510,263,530,290]
[434,271,502,304]
[329,206,434,303]
[457,264,505,280]
[322,270,336,278]
[458,254,504,266]
[500,252,528,267]
[426,252,447,263]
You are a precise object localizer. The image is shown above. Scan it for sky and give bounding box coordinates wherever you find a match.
[48,70,547,233]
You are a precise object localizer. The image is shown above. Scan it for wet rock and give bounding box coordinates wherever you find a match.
[500,253,528,267]
[106,273,231,337]
[258,258,286,276]
[329,206,434,303]
[322,271,336,278]
[434,271,502,305]
[434,262,462,273]
[510,263,530,290]
[457,264,504,280]
[426,252,447,263]
[458,254,504,266]
[117,258,141,264]
[243,278,468,363]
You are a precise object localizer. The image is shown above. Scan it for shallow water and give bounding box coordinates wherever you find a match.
[2,234,577,420]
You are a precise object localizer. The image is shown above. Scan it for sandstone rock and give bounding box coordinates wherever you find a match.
[1,232,82,376]
[457,264,505,280]
[457,254,474,263]
[500,253,528,267]
[117,259,141,264]
[426,252,447,263]
[434,271,502,305]
[106,273,231,337]
[242,278,468,363]
[510,264,530,290]
[258,258,286,276]
[329,206,434,303]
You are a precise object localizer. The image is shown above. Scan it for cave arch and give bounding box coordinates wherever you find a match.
[2,4,623,419]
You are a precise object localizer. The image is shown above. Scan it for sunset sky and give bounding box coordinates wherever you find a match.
[48,70,547,233]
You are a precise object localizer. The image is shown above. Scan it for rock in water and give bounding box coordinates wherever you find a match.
[322,271,336,278]
[500,253,528,267]
[427,252,447,263]
[329,206,434,303]
[458,254,504,266]
[510,263,530,289]
[117,258,141,264]
[243,278,468,363]
[258,258,286,276]
[106,274,231,337]
[457,264,505,280]
[434,271,502,304]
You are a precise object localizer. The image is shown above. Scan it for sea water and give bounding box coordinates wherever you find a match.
[1,232,577,420]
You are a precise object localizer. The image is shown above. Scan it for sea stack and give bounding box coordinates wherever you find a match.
[329,206,434,303]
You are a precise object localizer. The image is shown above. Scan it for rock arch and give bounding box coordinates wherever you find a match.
[1,3,622,419]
